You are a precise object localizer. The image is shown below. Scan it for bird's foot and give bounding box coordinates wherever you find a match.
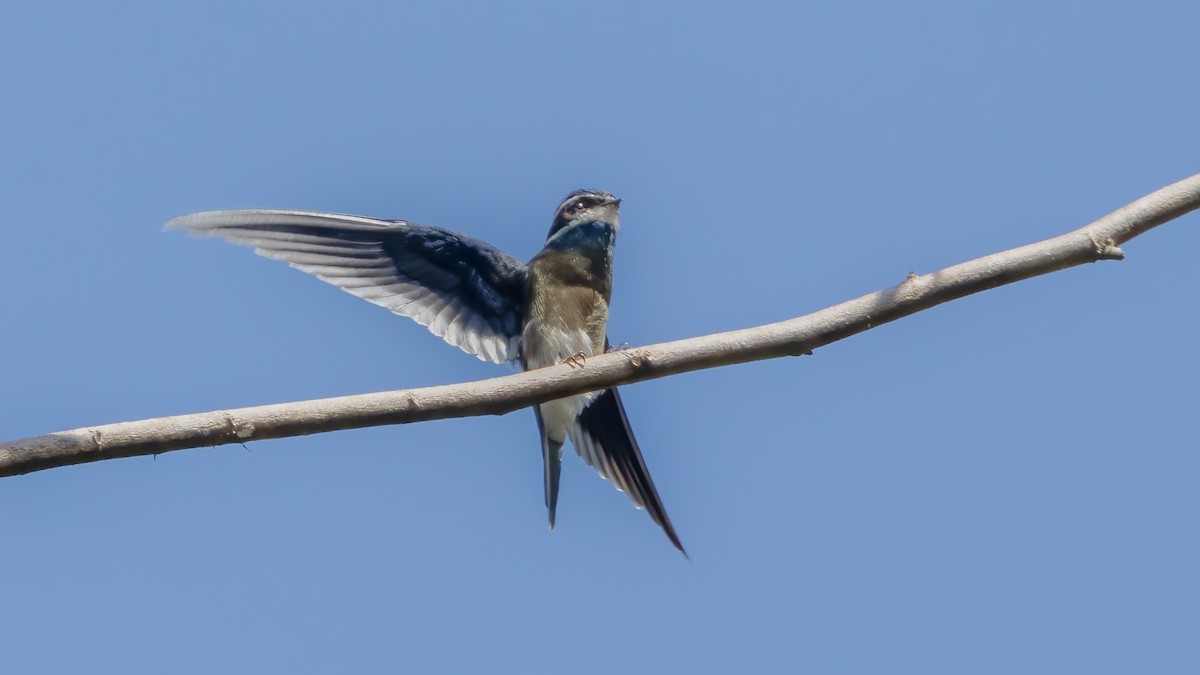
[561,351,588,368]
[617,344,649,367]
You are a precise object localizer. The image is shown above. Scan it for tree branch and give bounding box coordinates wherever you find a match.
[4,174,1199,478]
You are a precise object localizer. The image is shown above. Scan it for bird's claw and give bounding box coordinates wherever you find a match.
[561,351,588,368]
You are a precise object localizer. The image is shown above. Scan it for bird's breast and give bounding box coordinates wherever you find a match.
[520,283,608,366]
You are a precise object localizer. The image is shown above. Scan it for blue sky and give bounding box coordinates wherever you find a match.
[2,1,1199,672]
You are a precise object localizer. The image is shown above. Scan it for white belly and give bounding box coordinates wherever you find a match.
[522,324,599,443]
[538,395,587,443]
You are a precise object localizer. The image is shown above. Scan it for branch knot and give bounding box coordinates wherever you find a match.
[1089,232,1125,261]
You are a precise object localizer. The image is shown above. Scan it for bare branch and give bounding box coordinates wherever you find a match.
[3,173,1199,478]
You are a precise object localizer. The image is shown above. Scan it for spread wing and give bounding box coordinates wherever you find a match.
[166,210,527,363]
[569,386,686,555]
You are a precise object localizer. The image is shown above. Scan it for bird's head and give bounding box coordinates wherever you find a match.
[546,189,621,242]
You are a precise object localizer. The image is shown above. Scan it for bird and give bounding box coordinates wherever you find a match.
[166,190,686,554]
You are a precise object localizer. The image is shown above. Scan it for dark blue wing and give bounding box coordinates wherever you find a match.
[167,210,527,363]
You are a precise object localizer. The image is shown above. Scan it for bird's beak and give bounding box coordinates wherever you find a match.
[605,196,622,207]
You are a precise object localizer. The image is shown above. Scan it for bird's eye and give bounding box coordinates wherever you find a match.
[572,201,586,212]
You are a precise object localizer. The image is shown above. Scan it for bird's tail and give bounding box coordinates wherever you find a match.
[571,388,688,556]
[534,407,564,530]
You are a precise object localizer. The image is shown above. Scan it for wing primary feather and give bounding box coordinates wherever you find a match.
[168,209,527,364]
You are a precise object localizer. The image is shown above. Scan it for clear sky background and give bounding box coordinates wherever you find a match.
[2,1,1198,673]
